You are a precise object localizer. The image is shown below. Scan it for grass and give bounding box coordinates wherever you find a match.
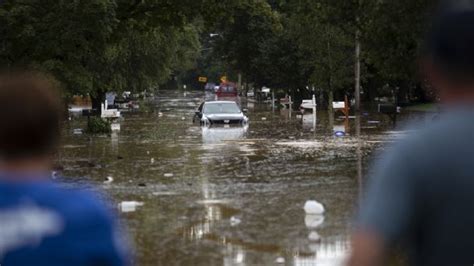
[404,103,438,112]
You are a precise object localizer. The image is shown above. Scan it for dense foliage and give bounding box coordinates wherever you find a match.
[0,0,436,109]
[86,117,112,134]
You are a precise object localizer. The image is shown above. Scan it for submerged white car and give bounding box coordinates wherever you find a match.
[194,101,249,125]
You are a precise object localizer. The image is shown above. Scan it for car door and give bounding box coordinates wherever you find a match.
[194,103,204,122]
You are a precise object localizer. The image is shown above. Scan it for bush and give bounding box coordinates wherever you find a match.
[137,99,154,113]
[87,117,111,134]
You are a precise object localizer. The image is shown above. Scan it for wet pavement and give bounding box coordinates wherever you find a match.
[58,91,424,266]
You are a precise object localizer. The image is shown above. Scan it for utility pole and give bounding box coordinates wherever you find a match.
[354,0,362,112]
[354,29,361,112]
[237,73,242,93]
[327,36,334,114]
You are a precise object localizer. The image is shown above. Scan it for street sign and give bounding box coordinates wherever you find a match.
[198,76,208,83]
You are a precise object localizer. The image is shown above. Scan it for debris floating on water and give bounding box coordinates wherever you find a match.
[230,216,241,226]
[304,200,325,215]
[104,176,114,184]
[261,117,267,121]
[152,191,178,196]
[73,128,83,135]
[51,171,59,179]
[151,158,155,164]
[163,173,174,178]
[334,131,346,137]
[118,201,144,213]
[275,257,285,264]
[235,252,244,263]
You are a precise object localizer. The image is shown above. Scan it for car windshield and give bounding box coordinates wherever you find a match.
[203,103,241,114]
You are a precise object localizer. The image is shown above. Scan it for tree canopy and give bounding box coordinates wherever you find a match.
[0,0,437,107]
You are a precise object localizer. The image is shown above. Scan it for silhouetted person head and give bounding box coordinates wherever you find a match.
[0,71,62,175]
[425,0,474,103]
[0,71,129,265]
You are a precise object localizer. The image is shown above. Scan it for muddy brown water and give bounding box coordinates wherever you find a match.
[57,91,430,266]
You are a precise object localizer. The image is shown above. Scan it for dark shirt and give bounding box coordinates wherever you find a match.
[0,176,128,266]
[358,109,474,266]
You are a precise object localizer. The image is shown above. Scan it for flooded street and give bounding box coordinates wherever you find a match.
[58,91,413,266]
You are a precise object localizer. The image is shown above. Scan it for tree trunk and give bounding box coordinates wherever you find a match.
[328,89,334,114]
[327,37,334,113]
[397,82,410,106]
[91,90,106,116]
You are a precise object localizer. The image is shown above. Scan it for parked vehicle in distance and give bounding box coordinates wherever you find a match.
[216,82,238,98]
[205,83,216,91]
[194,101,248,125]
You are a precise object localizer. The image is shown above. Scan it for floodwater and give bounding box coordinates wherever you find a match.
[58,91,427,266]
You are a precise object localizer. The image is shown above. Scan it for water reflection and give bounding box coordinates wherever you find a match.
[355,115,363,199]
[302,113,317,131]
[201,125,249,144]
[294,238,348,266]
[178,175,350,266]
[58,91,416,266]
[111,131,119,153]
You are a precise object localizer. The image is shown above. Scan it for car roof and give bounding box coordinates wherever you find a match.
[204,101,237,104]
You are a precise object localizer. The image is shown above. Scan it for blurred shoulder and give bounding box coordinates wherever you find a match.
[40,184,114,224]
[408,111,472,142]
[388,111,473,159]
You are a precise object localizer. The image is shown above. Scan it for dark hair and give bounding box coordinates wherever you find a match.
[426,1,474,82]
[0,71,63,160]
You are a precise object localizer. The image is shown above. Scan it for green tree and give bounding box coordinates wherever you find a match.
[0,0,117,101]
[363,0,435,103]
[0,0,209,111]
[210,0,282,86]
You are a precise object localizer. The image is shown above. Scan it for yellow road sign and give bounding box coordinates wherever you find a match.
[198,76,208,83]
